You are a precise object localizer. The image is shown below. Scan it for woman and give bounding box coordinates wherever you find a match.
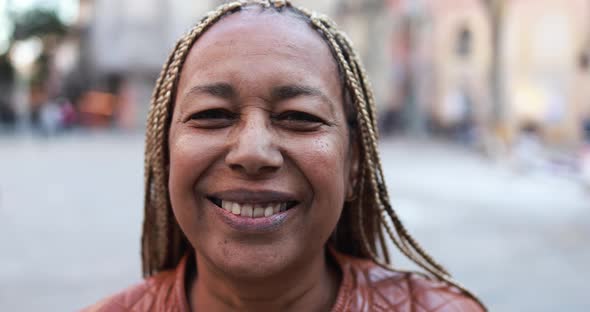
[85,1,486,311]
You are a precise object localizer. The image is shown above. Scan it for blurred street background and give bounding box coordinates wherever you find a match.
[0,0,589,311]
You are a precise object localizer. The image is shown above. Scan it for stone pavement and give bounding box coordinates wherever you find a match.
[0,133,588,311]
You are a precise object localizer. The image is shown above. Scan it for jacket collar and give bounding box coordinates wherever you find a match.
[175,246,360,311]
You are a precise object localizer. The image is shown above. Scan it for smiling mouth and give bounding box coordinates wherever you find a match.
[207,197,299,218]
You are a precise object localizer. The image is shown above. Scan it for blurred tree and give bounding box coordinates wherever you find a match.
[8,9,68,126]
[12,9,67,41]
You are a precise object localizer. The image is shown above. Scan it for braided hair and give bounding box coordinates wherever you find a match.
[142,0,484,307]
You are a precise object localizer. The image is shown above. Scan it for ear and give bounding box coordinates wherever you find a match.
[345,140,360,202]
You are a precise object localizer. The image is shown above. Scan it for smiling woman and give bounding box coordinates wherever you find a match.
[83,1,486,311]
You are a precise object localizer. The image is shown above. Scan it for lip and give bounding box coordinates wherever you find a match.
[206,189,300,233]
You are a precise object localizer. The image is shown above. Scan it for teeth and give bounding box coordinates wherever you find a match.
[221,201,232,212]
[264,206,274,217]
[253,204,265,218]
[220,200,291,218]
[231,202,241,215]
[241,204,253,218]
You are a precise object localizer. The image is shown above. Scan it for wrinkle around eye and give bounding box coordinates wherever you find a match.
[183,108,238,129]
[271,111,334,132]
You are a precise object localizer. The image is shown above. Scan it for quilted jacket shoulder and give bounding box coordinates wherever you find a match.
[82,249,485,312]
[330,250,485,312]
[80,257,190,312]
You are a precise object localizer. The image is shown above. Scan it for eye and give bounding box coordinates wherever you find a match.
[187,108,237,129]
[273,111,326,131]
[190,108,236,120]
[278,111,323,123]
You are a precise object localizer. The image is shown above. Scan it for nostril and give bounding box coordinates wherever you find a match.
[229,164,241,171]
[226,147,283,176]
[229,163,280,177]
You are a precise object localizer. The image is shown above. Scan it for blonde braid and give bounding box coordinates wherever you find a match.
[142,39,180,273]
[292,4,483,303]
[306,15,402,269]
[316,12,456,279]
[344,37,451,274]
[143,1,243,275]
[141,1,485,308]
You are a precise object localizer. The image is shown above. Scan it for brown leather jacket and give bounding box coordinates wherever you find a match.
[82,249,485,312]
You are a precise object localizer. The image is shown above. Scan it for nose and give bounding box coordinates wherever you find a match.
[225,112,283,177]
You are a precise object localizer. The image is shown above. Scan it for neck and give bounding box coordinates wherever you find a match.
[189,248,340,312]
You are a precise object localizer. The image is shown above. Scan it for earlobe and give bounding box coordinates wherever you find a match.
[345,182,357,202]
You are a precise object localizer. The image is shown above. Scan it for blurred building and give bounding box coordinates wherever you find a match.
[80,0,392,129]
[336,0,394,110]
[426,0,492,141]
[4,0,590,148]
[382,0,492,141]
[500,0,590,147]
[386,0,590,149]
[84,0,212,128]
[44,0,590,148]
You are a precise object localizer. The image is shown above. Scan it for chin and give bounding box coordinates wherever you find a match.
[200,238,301,279]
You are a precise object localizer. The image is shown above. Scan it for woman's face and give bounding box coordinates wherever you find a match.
[168,11,357,279]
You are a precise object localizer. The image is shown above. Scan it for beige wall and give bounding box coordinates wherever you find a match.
[502,0,590,145]
[337,9,394,109]
[428,0,492,127]
[291,0,338,14]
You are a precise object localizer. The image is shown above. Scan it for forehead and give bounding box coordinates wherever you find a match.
[177,10,341,97]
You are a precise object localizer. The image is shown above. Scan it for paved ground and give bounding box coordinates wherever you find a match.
[0,132,588,311]
[380,140,589,312]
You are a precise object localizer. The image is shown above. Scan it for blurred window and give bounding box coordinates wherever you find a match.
[580,50,589,71]
[456,25,472,58]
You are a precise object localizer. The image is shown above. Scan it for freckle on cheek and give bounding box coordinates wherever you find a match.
[312,138,330,152]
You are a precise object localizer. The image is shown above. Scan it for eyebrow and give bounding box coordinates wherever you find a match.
[183,82,237,100]
[270,84,335,113]
[181,83,335,113]
[270,84,324,101]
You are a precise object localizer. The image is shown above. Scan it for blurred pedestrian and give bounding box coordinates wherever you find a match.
[0,100,17,131]
[39,98,62,135]
[513,122,544,172]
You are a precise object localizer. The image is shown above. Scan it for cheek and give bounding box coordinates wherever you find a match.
[306,136,349,190]
[287,133,350,228]
[168,130,225,232]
